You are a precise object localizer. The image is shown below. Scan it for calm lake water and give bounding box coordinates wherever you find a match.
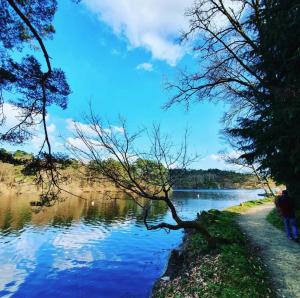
[0,189,262,298]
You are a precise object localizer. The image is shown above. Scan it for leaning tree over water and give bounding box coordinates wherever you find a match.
[67,111,223,246]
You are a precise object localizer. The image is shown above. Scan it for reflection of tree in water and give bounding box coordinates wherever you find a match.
[0,198,32,233]
[82,197,168,225]
[52,215,74,227]
[135,200,168,226]
[0,194,168,232]
[1,208,13,231]
[83,199,135,223]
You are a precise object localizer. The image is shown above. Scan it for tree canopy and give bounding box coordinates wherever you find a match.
[169,168,257,189]
[167,0,300,204]
[1,0,71,193]
[1,0,70,143]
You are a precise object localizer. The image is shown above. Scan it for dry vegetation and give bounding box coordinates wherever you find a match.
[0,161,122,197]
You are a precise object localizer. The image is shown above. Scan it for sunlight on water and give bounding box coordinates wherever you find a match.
[0,189,262,298]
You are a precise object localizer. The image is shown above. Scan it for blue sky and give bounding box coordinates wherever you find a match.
[5,0,235,170]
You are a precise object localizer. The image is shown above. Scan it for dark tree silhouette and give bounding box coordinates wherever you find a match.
[1,0,71,193]
[166,0,300,205]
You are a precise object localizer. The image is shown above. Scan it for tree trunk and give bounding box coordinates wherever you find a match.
[287,183,300,209]
[263,177,275,197]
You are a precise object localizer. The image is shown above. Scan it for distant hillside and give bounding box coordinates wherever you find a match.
[0,148,260,194]
[0,148,121,196]
[170,169,259,189]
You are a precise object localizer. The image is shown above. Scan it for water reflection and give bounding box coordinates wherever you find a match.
[0,194,168,233]
[0,189,261,298]
[172,188,262,200]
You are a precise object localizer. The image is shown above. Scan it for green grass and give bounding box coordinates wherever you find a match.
[266,206,300,231]
[266,208,284,230]
[153,200,275,298]
[226,197,274,213]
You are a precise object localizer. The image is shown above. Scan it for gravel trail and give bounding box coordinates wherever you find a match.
[237,203,300,298]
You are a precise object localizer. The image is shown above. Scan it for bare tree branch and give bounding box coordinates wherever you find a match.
[67,109,221,245]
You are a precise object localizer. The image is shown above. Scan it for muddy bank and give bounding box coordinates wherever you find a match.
[151,229,193,297]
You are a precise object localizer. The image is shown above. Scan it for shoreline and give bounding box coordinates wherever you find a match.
[151,229,190,297]
[0,182,265,202]
[151,198,275,298]
[0,181,127,199]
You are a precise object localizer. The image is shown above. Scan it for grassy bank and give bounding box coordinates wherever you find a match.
[152,198,275,298]
[266,207,300,231]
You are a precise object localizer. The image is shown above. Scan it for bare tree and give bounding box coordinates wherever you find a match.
[223,152,275,196]
[221,133,275,196]
[164,0,300,201]
[67,110,223,246]
[165,0,263,114]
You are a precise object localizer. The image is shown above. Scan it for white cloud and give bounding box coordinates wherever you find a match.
[0,103,63,153]
[66,118,97,137]
[111,126,124,134]
[0,105,124,155]
[83,0,244,66]
[66,119,124,136]
[197,151,246,171]
[136,62,153,72]
[48,123,56,133]
[208,154,222,161]
[82,0,193,65]
[0,103,44,133]
[0,103,22,129]
[67,136,91,153]
[111,48,120,55]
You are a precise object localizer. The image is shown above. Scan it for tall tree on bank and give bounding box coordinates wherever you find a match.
[0,0,71,192]
[166,0,300,205]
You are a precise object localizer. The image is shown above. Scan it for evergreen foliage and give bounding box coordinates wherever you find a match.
[0,0,70,144]
[167,0,300,204]
[170,168,256,189]
[229,1,300,202]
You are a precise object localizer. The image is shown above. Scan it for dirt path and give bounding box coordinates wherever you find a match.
[237,203,300,298]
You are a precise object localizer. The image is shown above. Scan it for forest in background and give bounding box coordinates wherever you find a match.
[0,148,260,192]
[170,169,259,189]
[0,148,121,196]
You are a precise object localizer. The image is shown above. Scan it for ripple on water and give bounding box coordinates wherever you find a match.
[0,189,262,298]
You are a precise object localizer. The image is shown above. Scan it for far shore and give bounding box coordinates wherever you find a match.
[0,182,264,199]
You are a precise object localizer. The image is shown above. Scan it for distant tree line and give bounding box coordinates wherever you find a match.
[0,148,74,174]
[169,168,257,189]
[0,148,33,165]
